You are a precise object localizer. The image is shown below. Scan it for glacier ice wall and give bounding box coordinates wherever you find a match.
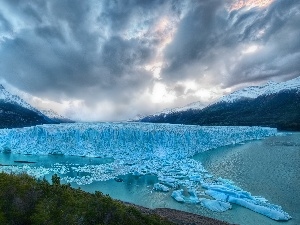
[0,122,276,158]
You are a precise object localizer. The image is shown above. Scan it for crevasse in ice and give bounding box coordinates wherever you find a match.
[0,123,291,221]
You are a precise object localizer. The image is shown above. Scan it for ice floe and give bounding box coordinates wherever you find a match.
[200,198,232,212]
[153,183,170,192]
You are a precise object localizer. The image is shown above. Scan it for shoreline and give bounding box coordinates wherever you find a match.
[124,202,233,225]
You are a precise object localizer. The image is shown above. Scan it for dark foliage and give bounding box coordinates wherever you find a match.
[141,90,300,131]
[0,173,173,225]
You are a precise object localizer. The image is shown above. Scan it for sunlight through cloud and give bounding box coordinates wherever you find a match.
[242,45,260,54]
[231,0,274,10]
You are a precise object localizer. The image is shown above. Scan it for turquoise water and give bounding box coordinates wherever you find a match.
[0,132,299,225]
[194,132,300,225]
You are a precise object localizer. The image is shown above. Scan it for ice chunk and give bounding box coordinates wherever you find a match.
[159,177,178,188]
[203,180,291,221]
[200,198,232,212]
[186,189,200,204]
[228,196,291,221]
[204,174,213,178]
[217,177,235,184]
[171,189,201,204]
[189,174,202,182]
[153,183,169,192]
[202,183,253,200]
[205,190,228,201]
[171,189,185,203]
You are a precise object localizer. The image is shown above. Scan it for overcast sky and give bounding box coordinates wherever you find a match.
[0,0,299,121]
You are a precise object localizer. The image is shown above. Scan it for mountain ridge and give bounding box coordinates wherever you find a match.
[220,76,300,103]
[41,109,74,123]
[0,85,58,128]
[139,76,300,131]
[0,84,42,114]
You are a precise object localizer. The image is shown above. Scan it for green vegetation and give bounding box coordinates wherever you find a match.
[0,173,173,225]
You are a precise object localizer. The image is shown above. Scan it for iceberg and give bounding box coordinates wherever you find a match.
[228,197,292,221]
[189,174,202,182]
[200,198,232,212]
[186,189,201,204]
[171,189,185,203]
[203,181,291,221]
[153,183,169,192]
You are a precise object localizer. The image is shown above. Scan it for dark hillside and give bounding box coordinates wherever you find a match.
[0,102,53,129]
[141,90,300,131]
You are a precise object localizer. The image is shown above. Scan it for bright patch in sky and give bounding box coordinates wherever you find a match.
[145,63,163,79]
[242,45,259,54]
[151,82,176,103]
[231,0,274,10]
[181,80,197,93]
[195,89,211,100]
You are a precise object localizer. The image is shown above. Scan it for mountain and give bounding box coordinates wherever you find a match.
[41,109,74,123]
[0,85,54,128]
[0,84,41,113]
[153,101,206,116]
[139,76,300,131]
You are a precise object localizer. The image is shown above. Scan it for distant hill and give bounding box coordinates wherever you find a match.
[0,84,54,128]
[0,102,53,129]
[139,76,300,131]
[41,109,74,123]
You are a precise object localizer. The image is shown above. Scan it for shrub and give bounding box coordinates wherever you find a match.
[0,173,173,225]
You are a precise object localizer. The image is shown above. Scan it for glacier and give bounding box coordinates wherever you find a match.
[0,122,276,157]
[0,122,291,221]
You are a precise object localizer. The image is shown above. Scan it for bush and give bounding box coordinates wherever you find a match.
[0,173,172,225]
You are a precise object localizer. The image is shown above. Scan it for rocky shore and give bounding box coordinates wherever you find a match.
[125,202,232,225]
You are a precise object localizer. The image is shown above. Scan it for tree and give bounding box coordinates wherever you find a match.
[51,174,60,186]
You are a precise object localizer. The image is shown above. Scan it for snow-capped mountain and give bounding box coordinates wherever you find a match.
[41,109,74,123]
[153,101,206,116]
[220,76,300,103]
[128,102,206,122]
[41,109,65,120]
[127,114,146,122]
[0,84,41,114]
[0,84,55,128]
[139,76,300,131]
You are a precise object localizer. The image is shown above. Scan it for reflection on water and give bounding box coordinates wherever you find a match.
[0,133,299,225]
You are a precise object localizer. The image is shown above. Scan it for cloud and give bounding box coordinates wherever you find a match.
[0,0,299,120]
[0,0,185,120]
[0,2,153,95]
[226,0,300,85]
[99,0,183,34]
[161,0,300,87]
